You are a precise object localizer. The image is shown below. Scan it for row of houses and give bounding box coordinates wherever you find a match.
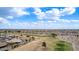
[57,31,79,51]
[0,33,35,51]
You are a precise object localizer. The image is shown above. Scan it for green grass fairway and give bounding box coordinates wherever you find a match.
[54,41,73,51]
[35,36,73,51]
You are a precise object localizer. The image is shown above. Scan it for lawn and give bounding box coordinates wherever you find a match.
[54,41,73,51]
[34,35,73,51]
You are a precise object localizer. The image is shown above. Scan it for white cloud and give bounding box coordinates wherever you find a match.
[46,8,60,16]
[33,7,76,21]
[6,21,50,29]
[55,19,79,23]
[10,7,30,17]
[60,7,76,16]
[0,7,77,29]
[33,8,60,21]
[0,7,30,20]
[70,20,79,23]
[0,17,9,24]
[3,19,79,29]
[45,8,60,21]
[33,8,45,20]
[6,16,14,19]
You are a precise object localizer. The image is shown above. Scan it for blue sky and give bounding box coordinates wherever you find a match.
[0,7,79,29]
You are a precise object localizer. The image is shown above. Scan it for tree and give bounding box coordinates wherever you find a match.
[31,36,35,40]
[51,33,57,38]
[17,30,21,33]
[42,42,46,47]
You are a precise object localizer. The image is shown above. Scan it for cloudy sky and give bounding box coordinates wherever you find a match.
[0,7,79,29]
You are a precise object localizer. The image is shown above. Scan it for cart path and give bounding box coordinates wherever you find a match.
[12,40,48,51]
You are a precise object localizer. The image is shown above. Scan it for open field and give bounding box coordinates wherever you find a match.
[33,36,73,51]
[12,36,73,51]
[0,29,76,51]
